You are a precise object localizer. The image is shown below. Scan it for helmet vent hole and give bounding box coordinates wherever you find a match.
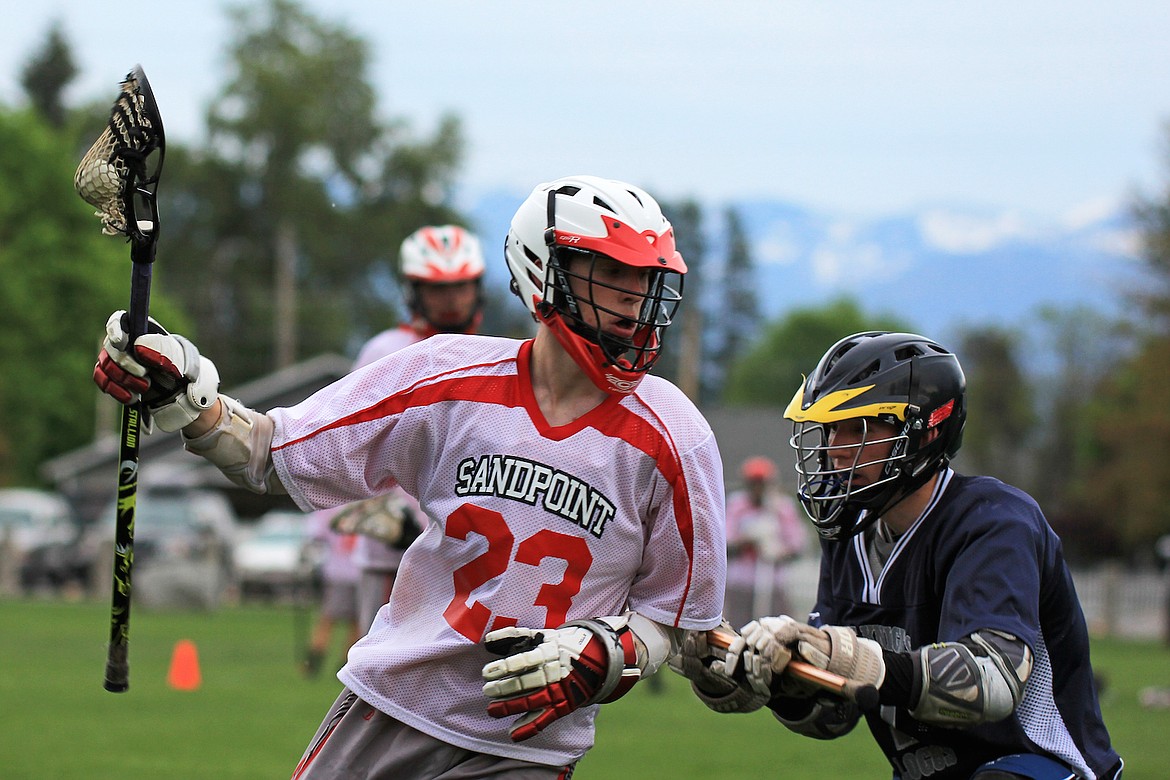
[592,195,614,212]
[522,245,544,271]
[894,346,924,361]
[850,359,882,384]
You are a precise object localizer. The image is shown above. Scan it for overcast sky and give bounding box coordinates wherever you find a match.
[2,1,1169,220]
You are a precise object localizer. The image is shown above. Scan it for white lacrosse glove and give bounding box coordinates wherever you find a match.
[94,310,219,432]
[482,618,640,742]
[793,623,886,691]
[726,615,801,696]
[668,623,768,713]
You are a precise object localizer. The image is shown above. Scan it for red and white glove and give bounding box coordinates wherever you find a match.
[482,618,640,741]
[94,310,219,432]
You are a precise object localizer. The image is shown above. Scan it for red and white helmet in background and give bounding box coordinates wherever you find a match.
[504,175,687,395]
[399,225,485,334]
[741,456,778,483]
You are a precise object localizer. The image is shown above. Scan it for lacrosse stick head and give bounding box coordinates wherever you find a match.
[74,64,166,257]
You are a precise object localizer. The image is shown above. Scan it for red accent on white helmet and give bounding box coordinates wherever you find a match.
[400,225,486,283]
[741,456,777,482]
[505,175,687,395]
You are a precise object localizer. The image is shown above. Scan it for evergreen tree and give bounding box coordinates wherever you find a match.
[713,206,760,400]
[951,326,1034,486]
[19,22,76,129]
[657,200,705,399]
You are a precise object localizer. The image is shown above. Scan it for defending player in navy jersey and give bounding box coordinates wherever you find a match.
[92,176,727,779]
[673,331,1122,780]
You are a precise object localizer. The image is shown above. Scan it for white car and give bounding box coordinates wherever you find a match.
[235,510,318,602]
[0,488,82,594]
[84,487,240,610]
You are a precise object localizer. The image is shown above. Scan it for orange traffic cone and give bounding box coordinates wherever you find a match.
[167,639,202,691]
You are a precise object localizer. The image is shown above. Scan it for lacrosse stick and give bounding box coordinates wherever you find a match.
[75,64,166,693]
[706,627,880,713]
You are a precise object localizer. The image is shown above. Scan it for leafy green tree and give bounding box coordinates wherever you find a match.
[722,297,910,406]
[1078,122,1170,553]
[1021,305,1131,562]
[19,21,76,129]
[0,109,185,484]
[159,0,468,383]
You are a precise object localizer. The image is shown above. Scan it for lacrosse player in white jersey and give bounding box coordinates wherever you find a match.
[340,224,487,632]
[93,175,728,779]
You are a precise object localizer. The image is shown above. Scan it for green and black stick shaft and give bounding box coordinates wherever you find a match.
[75,64,166,692]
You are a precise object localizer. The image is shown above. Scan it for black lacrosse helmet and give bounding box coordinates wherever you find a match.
[783,331,967,540]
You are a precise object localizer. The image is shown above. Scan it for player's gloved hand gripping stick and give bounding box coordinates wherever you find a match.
[482,619,641,741]
[707,623,882,713]
[75,65,166,693]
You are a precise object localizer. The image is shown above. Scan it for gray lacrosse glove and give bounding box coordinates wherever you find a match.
[668,623,769,713]
[793,623,886,692]
[726,615,800,696]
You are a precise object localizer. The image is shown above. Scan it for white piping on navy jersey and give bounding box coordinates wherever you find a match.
[857,469,955,605]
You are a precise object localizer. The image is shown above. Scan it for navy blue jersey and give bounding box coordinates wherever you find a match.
[812,470,1120,780]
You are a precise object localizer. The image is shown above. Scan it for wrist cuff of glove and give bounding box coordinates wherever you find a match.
[771,694,858,740]
[150,355,220,432]
[769,692,818,720]
[563,618,640,704]
[693,680,767,714]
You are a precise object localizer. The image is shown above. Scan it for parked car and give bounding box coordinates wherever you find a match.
[235,510,319,602]
[0,488,83,595]
[83,487,240,610]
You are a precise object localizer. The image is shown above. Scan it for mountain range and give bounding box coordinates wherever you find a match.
[465,189,1147,346]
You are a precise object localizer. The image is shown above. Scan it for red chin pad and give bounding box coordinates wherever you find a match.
[541,309,645,395]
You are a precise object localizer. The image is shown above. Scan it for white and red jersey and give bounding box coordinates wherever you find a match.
[306,508,360,585]
[268,334,726,765]
[349,325,425,572]
[725,488,808,588]
[353,325,422,368]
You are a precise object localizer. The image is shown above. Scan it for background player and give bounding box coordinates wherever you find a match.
[301,509,361,677]
[674,331,1122,780]
[339,224,486,630]
[724,455,809,627]
[93,175,727,779]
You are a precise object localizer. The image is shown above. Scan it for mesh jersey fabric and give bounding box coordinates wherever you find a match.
[267,334,727,765]
[349,326,425,572]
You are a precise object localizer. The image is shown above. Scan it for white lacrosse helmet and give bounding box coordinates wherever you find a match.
[399,225,485,333]
[505,175,686,395]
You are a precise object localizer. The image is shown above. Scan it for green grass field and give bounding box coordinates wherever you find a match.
[1,597,1164,779]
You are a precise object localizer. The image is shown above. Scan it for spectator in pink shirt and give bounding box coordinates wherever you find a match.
[724,456,809,627]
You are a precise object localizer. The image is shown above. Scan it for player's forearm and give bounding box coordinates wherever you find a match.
[627,612,683,675]
[182,397,224,437]
[182,394,286,495]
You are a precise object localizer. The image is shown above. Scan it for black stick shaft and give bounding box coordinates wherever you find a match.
[104,260,152,693]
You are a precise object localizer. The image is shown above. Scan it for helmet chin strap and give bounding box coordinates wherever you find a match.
[539,306,644,395]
